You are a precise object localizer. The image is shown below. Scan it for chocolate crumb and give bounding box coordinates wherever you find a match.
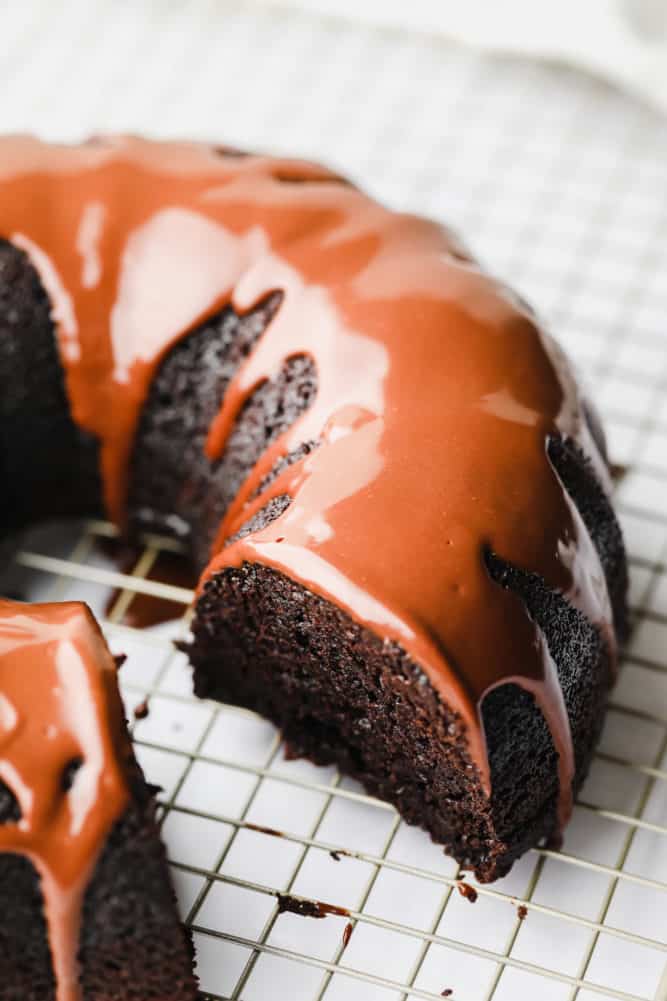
[329,848,351,861]
[133,698,149,720]
[441,991,453,998]
[456,880,478,903]
[276,893,349,919]
[517,904,528,921]
[342,921,353,949]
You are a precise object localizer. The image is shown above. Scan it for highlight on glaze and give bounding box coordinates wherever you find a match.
[0,599,129,1001]
[0,139,617,987]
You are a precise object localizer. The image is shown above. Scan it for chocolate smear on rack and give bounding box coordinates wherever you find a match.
[276,893,349,919]
[246,822,285,838]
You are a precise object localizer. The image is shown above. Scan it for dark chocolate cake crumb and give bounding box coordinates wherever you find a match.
[133,698,150,720]
[517,904,528,921]
[342,921,353,949]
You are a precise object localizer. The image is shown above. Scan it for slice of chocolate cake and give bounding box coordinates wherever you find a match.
[0,598,198,1000]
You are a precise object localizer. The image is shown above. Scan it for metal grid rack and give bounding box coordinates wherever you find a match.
[1,3,667,999]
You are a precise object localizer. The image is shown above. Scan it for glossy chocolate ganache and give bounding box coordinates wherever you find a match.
[0,599,129,1001]
[0,136,615,912]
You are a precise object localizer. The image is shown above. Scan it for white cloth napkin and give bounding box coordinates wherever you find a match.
[260,0,667,112]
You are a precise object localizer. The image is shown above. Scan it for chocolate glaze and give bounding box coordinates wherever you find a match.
[456,880,478,903]
[0,599,129,1001]
[0,136,615,894]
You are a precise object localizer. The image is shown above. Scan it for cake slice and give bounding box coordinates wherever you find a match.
[0,598,197,1001]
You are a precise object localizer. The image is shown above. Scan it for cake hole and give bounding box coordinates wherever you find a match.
[62,757,83,792]
[0,779,20,824]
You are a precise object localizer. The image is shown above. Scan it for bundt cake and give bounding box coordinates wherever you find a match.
[0,598,198,1001]
[0,136,627,885]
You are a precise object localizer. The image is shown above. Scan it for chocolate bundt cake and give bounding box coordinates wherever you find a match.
[0,137,627,885]
[0,598,197,1001]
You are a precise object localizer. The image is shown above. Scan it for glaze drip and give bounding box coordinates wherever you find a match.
[0,599,129,1001]
[0,136,615,865]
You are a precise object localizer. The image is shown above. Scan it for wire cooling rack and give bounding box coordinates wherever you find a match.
[1,2,667,999]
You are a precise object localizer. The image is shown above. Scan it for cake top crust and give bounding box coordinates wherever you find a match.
[0,598,129,1001]
[0,135,615,837]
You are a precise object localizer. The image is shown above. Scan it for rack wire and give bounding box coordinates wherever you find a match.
[1,2,667,999]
